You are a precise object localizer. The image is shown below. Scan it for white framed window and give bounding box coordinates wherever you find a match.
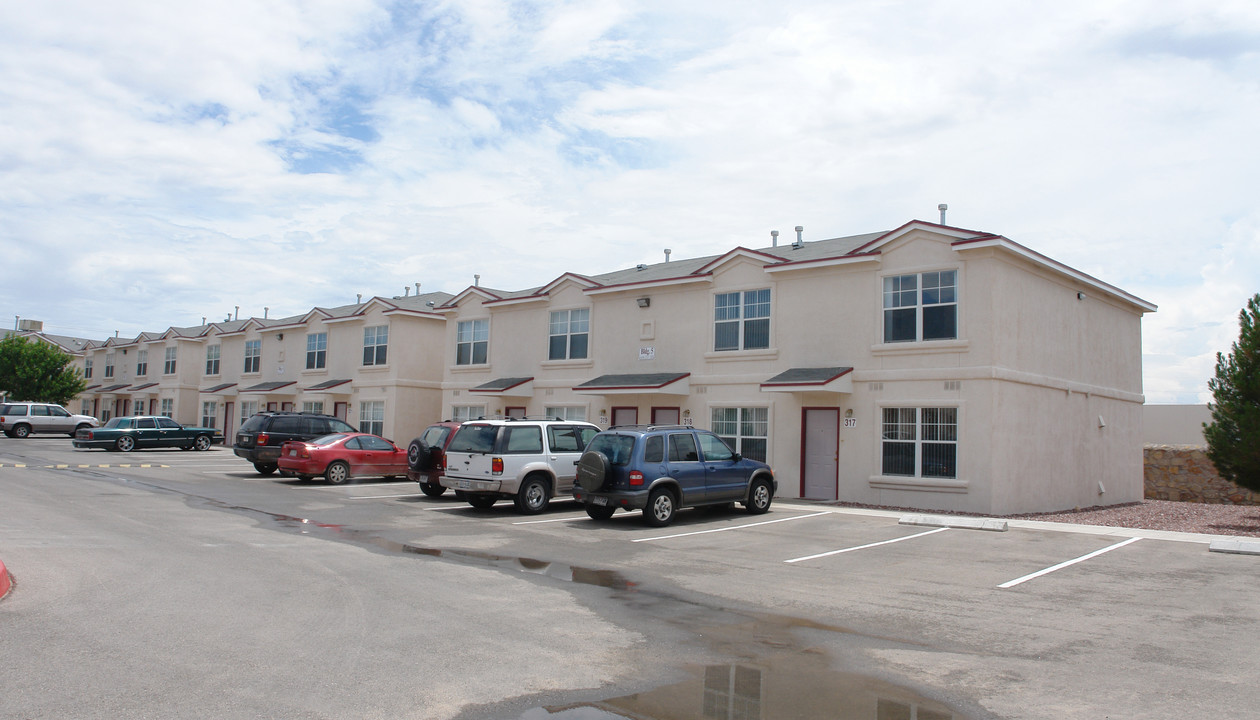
[883,270,958,343]
[302,401,324,414]
[160,398,174,417]
[84,358,93,379]
[359,400,385,435]
[201,401,217,428]
[714,289,770,351]
[239,400,258,426]
[243,340,261,373]
[133,398,146,415]
[135,350,147,376]
[104,353,115,378]
[451,405,486,422]
[306,333,327,369]
[881,407,957,478]
[548,309,589,360]
[544,406,587,422]
[205,345,220,375]
[456,319,488,365]
[363,326,388,366]
[163,347,177,375]
[81,400,91,415]
[710,407,768,462]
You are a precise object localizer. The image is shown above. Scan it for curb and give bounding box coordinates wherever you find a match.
[0,558,10,600]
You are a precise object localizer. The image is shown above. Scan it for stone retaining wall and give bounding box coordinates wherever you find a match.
[1144,445,1260,505]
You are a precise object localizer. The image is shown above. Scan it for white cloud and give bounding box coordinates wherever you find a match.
[1,0,1258,403]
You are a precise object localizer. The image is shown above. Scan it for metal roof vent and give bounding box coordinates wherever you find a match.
[636,264,648,271]
[771,230,779,247]
[793,226,804,249]
[938,203,948,224]
[664,249,671,262]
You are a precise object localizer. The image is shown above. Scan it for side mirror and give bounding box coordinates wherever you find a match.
[731,453,742,462]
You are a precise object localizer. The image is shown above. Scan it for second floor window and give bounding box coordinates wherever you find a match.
[163,347,177,375]
[306,333,327,369]
[136,350,147,376]
[244,340,261,373]
[714,289,770,351]
[363,326,388,366]
[104,353,115,378]
[84,358,93,379]
[883,270,958,343]
[205,345,220,375]
[456,319,488,365]
[549,309,589,360]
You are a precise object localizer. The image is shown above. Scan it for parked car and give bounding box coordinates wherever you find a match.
[406,420,462,497]
[73,415,223,452]
[572,424,776,526]
[439,418,600,514]
[277,432,409,485]
[1,402,99,438]
[233,411,357,475]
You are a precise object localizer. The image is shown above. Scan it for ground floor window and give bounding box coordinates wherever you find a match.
[360,401,384,436]
[302,401,324,415]
[201,401,217,428]
[710,407,768,462]
[544,406,587,422]
[239,400,258,426]
[81,400,91,415]
[451,405,486,422]
[881,407,957,478]
[160,398,174,418]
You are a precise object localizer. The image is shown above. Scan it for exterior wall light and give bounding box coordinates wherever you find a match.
[637,297,650,308]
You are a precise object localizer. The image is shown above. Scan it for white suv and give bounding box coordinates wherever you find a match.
[439,418,600,514]
[1,402,100,438]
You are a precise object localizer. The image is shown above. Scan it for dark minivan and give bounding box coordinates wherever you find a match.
[233,412,357,475]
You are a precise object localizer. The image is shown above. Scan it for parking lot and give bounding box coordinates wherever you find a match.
[3,439,1258,719]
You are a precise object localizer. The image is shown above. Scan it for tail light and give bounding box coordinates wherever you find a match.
[299,445,311,459]
[257,432,269,446]
[629,470,644,486]
[491,457,504,475]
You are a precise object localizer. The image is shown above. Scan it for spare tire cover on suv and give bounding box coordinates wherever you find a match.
[576,450,610,492]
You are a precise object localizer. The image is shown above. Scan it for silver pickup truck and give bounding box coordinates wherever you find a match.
[439,418,600,514]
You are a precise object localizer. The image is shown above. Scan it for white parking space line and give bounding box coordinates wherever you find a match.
[514,516,585,525]
[784,527,949,563]
[301,481,414,490]
[997,536,1142,588]
[633,511,831,543]
[346,493,424,500]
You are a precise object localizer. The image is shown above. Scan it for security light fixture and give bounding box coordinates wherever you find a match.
[637,297,650,308]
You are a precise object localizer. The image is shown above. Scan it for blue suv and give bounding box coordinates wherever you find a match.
[573,425,776,526]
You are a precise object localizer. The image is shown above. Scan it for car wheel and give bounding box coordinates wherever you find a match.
[644,487,676,527]
[12,424,31,439]
[515,475,551,515]
[325,461,351,485]
[254,463,278,476]
[467,494,497,509]
[420,483,446,497]
[116,435,135,452]
[193,434,212,451]
[406,439,425,470]
[576,450,610,492]
[745,477,773,515]
[585,505,616,521]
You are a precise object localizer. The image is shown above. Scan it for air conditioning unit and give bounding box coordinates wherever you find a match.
[18,319,43,332]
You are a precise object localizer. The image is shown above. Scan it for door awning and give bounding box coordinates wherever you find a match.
[470,377,534,396]
[760,367,854,393]
[199,382,238,394]
[240,381,297,394]
[304,378,352,392]
[574,372,691,395]
[98,383,131,394]
[128,382,159,391]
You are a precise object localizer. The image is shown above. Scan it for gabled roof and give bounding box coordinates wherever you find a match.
[435,285,510,310]
[483,274,603,306]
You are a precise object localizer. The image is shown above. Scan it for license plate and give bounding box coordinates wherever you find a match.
[590,495,608,506]
[288,449,297,456]
[458,480,471,489]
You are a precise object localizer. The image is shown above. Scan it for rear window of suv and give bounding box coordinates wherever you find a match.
[448,424,497,453]
[588,433,635,465]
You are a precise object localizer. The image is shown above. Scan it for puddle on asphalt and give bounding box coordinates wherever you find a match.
[504,649,972,719]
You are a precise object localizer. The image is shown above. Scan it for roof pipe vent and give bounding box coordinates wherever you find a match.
[636,264,647,271]
[938,203,948,224]
[771,230,779,247]
[234,306,239,320]
[664,248,671,262]
[404,286,410,296]
[474,274,481,287]
[356,294,362,303]
[793,226,804,249]
[415,282,421,295]
[264,307,269,318]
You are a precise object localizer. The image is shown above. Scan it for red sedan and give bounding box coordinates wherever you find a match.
[277,433,409,485]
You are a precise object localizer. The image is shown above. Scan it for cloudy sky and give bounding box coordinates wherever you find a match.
[2,0,1257,403]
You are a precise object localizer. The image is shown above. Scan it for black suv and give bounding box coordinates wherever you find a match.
[573,425,776,526]
[233,412,357,475]
[406,420,462,497]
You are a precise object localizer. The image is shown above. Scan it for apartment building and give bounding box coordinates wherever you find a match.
[53,219,1152,514]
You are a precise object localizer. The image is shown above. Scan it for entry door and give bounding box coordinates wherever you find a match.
[612,407,638,427]
[803,408,839,500]
[334,402,348,421]
[223,402,234,433]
